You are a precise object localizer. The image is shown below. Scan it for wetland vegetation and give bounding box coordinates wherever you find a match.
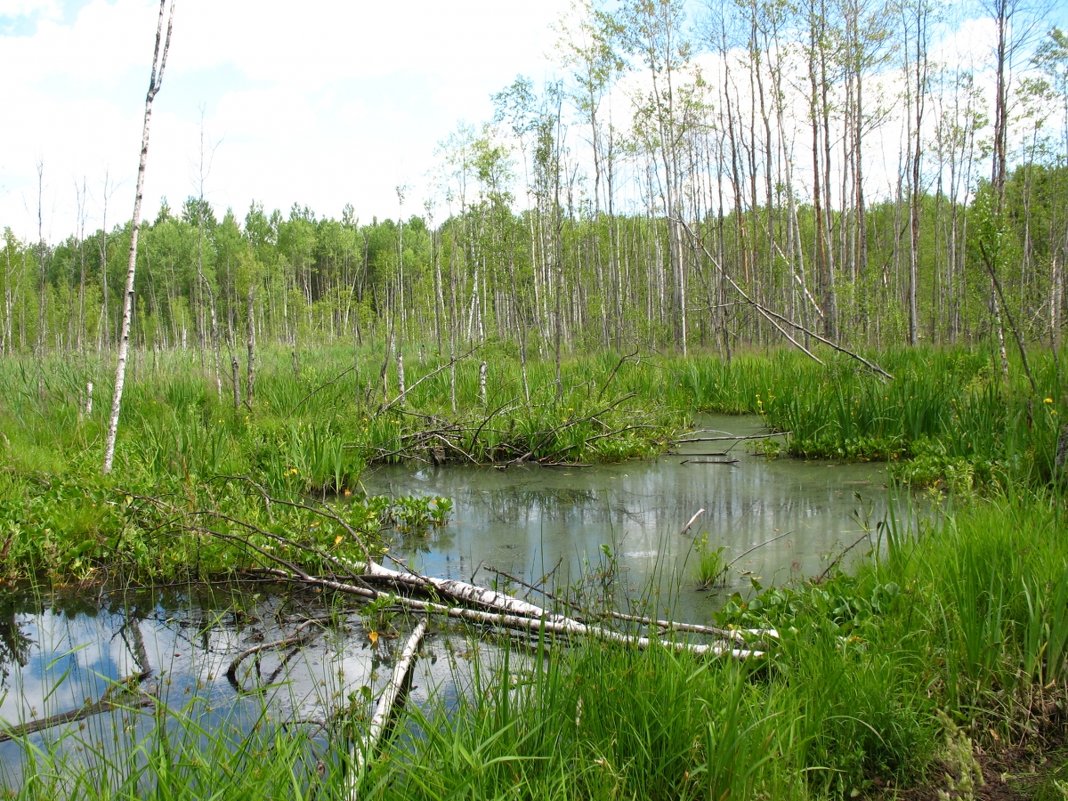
[1,344,1065,800]
[3,0,1068,795]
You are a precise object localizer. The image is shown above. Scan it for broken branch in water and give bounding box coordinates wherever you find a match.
[244,561,763,660]
[0,683,156,743]
[177,489,769,660]
[225,617,329,692]
[477,562,775,647]
[347,617,429,797]
[725,531,793,572]
[680,508,706,535]
[673,431,788,444]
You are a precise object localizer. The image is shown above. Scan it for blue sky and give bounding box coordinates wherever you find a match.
[0,0,571,240]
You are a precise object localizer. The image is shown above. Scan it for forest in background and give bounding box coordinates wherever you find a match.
[1,0,1066,366]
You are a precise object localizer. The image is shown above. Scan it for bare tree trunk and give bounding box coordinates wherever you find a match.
[102,0,174,475]
[1053,253,1063,352]
[35,162,48,365]
[98,173,111,353]
[75,178,88,355]
[246,284,256,409]
[3,240,13,355]
[195,117,223,399]
[231,355,241,410]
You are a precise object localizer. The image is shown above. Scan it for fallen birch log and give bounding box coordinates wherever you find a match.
[480,563,777,647]
[355,557,771,656]
[363,560,572,624]
[192,516,766,659]
[347,617,429,798]
[253,567,764,660]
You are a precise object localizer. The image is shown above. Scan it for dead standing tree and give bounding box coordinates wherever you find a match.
[103,0,176,474]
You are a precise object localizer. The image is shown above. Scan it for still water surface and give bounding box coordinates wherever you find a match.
[1,416,905,783]
[365,415,897,620]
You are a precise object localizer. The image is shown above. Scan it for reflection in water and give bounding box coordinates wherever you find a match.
[365,415,906,621]
[0,606,31,683]
[0,417,910,786]
[0,585,490,788]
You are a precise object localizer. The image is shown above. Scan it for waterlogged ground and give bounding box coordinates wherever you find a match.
[1,416,911,785]
[365,415,903,621]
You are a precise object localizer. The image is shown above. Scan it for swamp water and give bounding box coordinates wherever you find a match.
[364,415,898,620]
[0,416,906,785]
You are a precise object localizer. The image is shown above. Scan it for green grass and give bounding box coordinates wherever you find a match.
[1,341,1065,582]
[3,487,1065,800]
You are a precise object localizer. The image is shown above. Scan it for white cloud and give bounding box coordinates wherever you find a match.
[1,0,570,240]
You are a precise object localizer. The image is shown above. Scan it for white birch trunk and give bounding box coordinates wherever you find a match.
[1051,254,1062,351]
[102,0,175,475]
[246,284,256,407]
[347,618,428,798]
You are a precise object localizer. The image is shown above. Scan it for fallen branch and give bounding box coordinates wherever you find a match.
[608,611,778,645]
[726,531,793,572]
[817,532,871,583]
[291,363,358,413]
[478,563,777,646]
[225,617,328,692]
[253,566,763,660]
[363,556,574,624]
[378,347,481,416]
[184,497,767,661]
[680,508,706,535]
[511,393,636,464]
[0,675,154,743]
[596,348,640,402]
[674,432,788,444]
[347,617,429,798]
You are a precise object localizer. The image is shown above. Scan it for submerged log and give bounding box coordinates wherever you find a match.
[225,617,327,692]
[0,675,154,743]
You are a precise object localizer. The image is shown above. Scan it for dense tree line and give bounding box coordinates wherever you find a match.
[2,2,1066,365]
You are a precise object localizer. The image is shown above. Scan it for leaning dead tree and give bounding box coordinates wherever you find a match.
[102,0,176,474]
[677,219,894,382]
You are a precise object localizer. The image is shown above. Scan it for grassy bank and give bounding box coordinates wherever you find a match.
[4,489,1065,800]
[0,342,1064,581]
[353,489,1067,800]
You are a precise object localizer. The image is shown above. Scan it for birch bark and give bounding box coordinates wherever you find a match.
[103,0,175,474]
